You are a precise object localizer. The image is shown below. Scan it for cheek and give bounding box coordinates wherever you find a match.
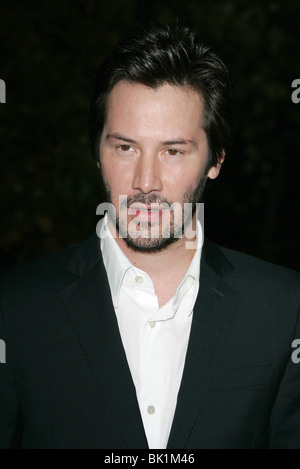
[101,157,132,196]
[169,164,204,194]
[100,153,117,183]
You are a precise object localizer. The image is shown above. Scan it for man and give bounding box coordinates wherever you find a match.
[0,25,299,449]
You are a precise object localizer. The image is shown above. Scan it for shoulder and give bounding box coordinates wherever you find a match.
[222,243,298,279]
[1,244,77,295]
[0,234,100,302]
[204,238,299,299]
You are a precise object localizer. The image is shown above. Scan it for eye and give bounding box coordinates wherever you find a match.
[116,144,136,154]
[119,145,132,152]
[165,148,183,157]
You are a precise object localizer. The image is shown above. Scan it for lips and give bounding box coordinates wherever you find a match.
[129,203,161,211]
[128,204,164,221]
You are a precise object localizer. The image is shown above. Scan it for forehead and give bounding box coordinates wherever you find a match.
[105,80,204,137]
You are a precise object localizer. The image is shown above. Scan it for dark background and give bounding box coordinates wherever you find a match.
[0,0,299,270]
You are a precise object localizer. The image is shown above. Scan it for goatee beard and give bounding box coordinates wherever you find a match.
[98,168,207,253]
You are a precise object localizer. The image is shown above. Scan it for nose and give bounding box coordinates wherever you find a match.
[132,152,163,194]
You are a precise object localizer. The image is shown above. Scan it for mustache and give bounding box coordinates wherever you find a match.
[122,193,173,208]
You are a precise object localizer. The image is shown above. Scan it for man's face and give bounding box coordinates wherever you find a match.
[99,80,222,252]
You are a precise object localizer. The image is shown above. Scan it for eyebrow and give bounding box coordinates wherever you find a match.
[163,139,198,149]
[106,133,137,144]
[106,133,198,148]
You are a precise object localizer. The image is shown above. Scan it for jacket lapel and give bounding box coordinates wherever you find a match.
[167,238,237,449]
[61,235,148,449]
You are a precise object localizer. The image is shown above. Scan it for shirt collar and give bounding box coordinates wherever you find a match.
[168,225,202,317]
[100,214,132,308]
[100,214,202,310]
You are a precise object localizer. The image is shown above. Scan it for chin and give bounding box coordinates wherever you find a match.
[123,234,178,253]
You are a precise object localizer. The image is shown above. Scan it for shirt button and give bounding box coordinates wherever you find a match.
[148,321,156,329]
[135,275,144,284]
[147,405,156,415]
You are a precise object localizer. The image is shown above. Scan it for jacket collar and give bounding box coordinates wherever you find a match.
[66,231,233,281]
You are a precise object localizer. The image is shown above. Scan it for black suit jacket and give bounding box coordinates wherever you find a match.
[0,235,299,449]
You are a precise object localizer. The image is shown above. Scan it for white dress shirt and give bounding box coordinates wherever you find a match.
[99,215,202,449]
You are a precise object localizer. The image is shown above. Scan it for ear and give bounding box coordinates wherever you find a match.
[207,150,225,180]
[96,160,100,169]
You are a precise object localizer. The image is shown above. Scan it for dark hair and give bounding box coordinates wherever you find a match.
[89,24,233,168]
